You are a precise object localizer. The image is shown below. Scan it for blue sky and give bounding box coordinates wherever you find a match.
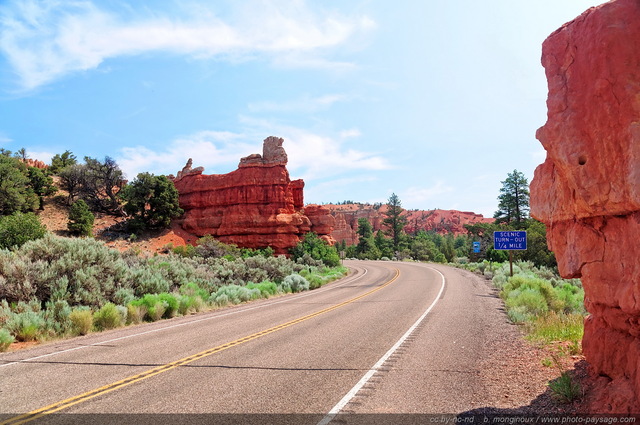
[0,0,604,218]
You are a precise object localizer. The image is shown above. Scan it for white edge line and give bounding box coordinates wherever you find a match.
[317,266,446,425]
[0,266,367,369]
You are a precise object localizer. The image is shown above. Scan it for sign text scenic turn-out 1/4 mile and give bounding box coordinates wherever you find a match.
[493,231,527,250]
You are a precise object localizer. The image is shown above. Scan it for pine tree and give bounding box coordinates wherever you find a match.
[494,170,529,225]
[383,193,407,252]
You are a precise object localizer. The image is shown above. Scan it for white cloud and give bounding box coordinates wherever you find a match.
[116,130,255,180]
[237,116,391,179]
[27,150,54,164]
[248,93,349,113]
[0,0,375,90]
[0,133,13,145]
[304,175,380,204]
[117,123,390,184]
[339,128,361,139]
[402,181,454,204]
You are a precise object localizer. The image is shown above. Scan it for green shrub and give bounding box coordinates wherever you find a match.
[194,235,241,259]
[130,294,166,322]
[67,199,94,237]
[158,293,178,318]
[172,245,196,258]
[290,233,340,267]
[93,303,123,330]
[528,312,584,345]
[505,288,549,321]
[0,212,47,249]
[179,282,209,300]
[554,283,585,315]
[128,268,170,297]
[281,274,310,293]
[213,293,230,307]
[0,328,14,351]
[178,296,195,315]
[549,371,582,403]
[6,311,44,341]
[114,288,136,306]
[246,281,278,298]
[0,299,11,328]
[43,299,73,335]
[126,303,147,324]
[209,285,260,306]
[69,308,93,335]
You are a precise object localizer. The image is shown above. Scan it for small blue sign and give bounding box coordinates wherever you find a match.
[472,241,481,253]
[494,231,527,250]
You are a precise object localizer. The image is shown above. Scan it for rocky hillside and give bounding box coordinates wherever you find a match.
[324,203,493,246]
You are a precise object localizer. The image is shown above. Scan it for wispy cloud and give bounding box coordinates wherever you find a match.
[402,181,454,204]
[248,94,350,113]
[237,116,392,179]
[27,150,54,164]
[116,130,255,180]
[0,133,12,145]
[117,123,390,183]
[0,0,375,90]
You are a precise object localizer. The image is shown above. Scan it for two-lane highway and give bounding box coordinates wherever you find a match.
[0,261,496,423]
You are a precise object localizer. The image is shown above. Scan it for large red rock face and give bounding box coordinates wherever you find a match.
[172,137,334,255]
[530,0,640,412]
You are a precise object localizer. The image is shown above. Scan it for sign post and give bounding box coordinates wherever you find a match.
[493,231,527,276]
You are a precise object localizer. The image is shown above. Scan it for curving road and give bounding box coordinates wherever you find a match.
[0,261,501,423]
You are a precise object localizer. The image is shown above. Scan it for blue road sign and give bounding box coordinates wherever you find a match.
[472,241,481,253]
[493,231,527,250]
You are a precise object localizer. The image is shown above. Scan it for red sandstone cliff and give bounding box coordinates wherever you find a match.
[324,203,492,245]
[530,0,640,412]
[171,136,334,254]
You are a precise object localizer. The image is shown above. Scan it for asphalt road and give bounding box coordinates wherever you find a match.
[0,261,500,424]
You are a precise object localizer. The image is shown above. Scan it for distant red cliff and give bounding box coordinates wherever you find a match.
[324,203,493,246]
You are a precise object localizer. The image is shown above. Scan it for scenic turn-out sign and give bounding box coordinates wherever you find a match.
[493,231,527,251]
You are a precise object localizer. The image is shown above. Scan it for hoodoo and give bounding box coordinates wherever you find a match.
[171,136,334,255]
[530,0,640,412]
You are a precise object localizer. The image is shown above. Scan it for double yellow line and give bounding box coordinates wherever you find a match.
[3,268,400,424]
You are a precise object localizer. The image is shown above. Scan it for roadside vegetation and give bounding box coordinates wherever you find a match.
[0,148,348,351]
[0,233,346,350]
[454,259,585,402]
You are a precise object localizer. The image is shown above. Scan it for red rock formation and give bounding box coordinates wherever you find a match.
[530,0,640,413]
[172,136,334,255]
[324,204,492,245]
[304,204,336,245]
[21,159,47,169]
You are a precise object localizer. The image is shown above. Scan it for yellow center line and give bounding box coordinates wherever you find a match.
[2,268,400,425]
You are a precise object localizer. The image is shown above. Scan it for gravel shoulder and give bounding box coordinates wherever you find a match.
[344,263,588,416]
[449,267,589,416]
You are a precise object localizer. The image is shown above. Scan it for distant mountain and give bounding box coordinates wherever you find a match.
[321,203,493,246]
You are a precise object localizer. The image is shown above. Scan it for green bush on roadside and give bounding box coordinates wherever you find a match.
[6,311,44,341]
[69,308,93,335]
[0,328,14,351]
[280,274,310,293]
[93,303,123,331]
